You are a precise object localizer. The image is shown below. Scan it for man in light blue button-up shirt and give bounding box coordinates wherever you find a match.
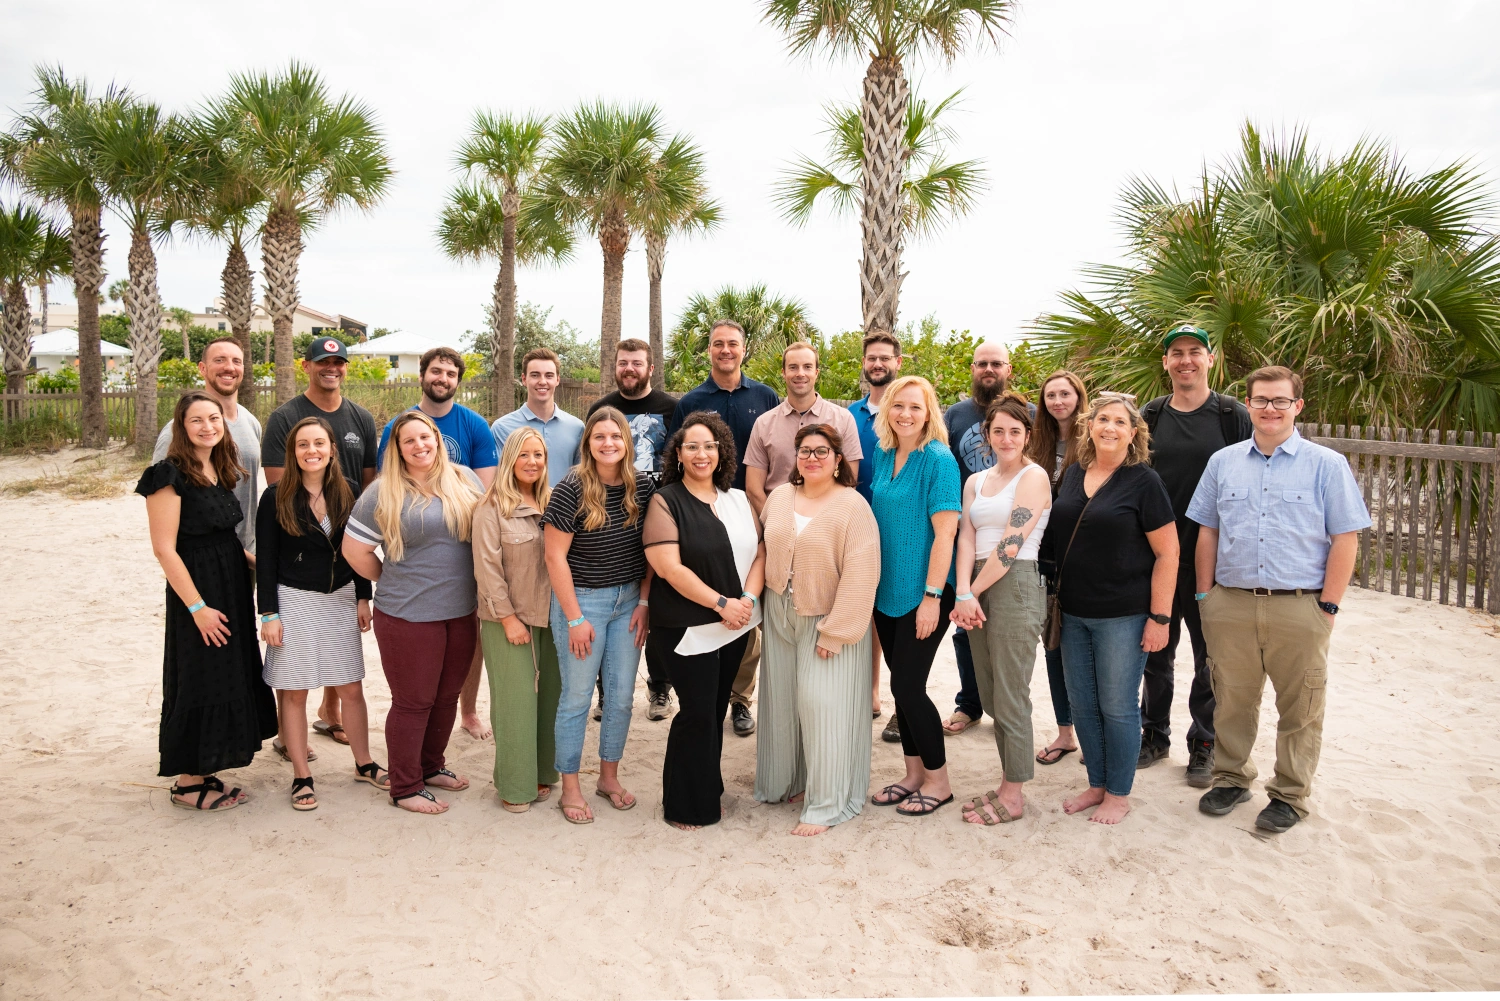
[1186,366,1370,835]
[490,348,584,489]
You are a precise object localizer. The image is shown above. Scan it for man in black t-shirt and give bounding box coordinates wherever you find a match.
[1139,325,1253,786]
[587,338,679,719]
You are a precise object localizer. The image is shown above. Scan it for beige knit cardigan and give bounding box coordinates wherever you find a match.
[760,483,880,654]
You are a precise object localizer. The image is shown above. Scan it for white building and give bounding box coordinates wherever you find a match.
[347,331,463,380]
[25,328,132,373]
[35,299,368,341]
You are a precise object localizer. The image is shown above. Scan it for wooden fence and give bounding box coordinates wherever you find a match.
[1298,423,1500,614]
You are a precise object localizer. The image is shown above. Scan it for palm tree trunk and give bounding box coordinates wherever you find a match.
[39,281,48,335]
[3,281,32,411]
[181,327,192,362]
[859,55,909,334]
[599,210,629,395]
[71,205,107,447]
[222,238,256,407]
[262,204,303,405]
[126,226,164,460]
[646,231,666,392]
[495,187,520,416]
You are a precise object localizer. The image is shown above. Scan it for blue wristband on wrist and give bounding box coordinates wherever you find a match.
[187,600,206,614]
[956,592,975,603]
[742,592,757,608]
[261,613,280,623]
[923,584,944,599]
[567,615,587,628]
[1194,592,1209,601]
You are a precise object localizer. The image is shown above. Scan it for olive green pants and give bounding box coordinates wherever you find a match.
[480,620,561,804]
[965,560,1047,784]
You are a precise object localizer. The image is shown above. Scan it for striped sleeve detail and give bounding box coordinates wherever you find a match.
[345,515,382,547]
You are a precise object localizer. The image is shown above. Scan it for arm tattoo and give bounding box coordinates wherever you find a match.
[998,533,1025,568]
[1008,506,1033,528]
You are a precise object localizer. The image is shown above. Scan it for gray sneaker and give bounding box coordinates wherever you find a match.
[646,689,671,721]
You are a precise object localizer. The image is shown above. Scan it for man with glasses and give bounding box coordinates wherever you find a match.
[1137,325,1253,785]
[1188,366,1369,833]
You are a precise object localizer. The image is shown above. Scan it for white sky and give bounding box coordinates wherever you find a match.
[4,0,1498,349]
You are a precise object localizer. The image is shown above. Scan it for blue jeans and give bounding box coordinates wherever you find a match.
[551,583,641,775]
[1060,612,1147,797]
[1045,645,1072,727]
[952,628,983,720]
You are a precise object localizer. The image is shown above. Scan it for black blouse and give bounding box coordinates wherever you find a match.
[642,482,747,629]
[135,459,243,543]
[254,482,372,613]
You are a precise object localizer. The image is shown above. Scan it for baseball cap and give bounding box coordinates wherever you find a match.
[1161,324,1211,353]
[305,336,349,362]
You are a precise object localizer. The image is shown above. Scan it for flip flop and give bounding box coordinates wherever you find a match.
[272,738,317,763]
[595,788,636,811]
[559,801,594,825]
[897,792,954,817]
[312,720,350,746]
[943,711,976,735]
[423,768,469,792]
[1035,745,1077,766]
[871,783,917,806]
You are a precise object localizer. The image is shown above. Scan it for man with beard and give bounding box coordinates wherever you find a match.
[375,346,499,740]
[937,341,1028,739]
[153,337,262,554]
[588,338,680,721]
[849,330,902,726]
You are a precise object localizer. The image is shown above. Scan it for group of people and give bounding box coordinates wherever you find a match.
[138,319,1368,836]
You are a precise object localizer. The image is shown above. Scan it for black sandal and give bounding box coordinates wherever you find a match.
[290,776,318,811]
[897,792,954,816]
[203,775,246,803]
[391,788,448,813]
[170,781,239,812]
[423,768,469,791]
[355,761,391,790]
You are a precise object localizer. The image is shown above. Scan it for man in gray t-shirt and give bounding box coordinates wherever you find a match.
[152,338,261,552]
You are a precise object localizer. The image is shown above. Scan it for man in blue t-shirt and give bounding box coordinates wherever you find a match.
[376,346,499,489]
[376,346,499,743]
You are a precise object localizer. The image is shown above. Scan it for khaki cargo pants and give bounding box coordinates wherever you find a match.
[1198,586,1332,818]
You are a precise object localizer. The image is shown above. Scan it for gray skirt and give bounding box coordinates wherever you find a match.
[263,582,366,690]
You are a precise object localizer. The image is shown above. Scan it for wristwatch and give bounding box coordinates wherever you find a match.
[1147,612,1171,625]
[1317,600,1339,616]
[716,595,729,609]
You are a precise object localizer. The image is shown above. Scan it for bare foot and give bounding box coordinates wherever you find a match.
[394,790,448,814]
[791,822,829,836]
[560,796,593,823]
[789,792,805,804]
[460,714,492,740]
[668,820,702,831]
[1089,793,1131,825]
[1063,786,1106,815]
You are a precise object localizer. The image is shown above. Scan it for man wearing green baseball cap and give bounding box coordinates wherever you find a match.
[1137,324,1253,786]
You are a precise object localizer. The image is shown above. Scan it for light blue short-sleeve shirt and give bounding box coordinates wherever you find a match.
[871,439,963,617]
[490,402,584,489]
[1186,430,1371,590]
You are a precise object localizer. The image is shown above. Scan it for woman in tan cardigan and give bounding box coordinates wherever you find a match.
[473,429,557,813]
[755,424,881,836]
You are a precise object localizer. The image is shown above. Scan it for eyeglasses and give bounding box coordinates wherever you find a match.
[972,360,1009,370]
[796,446,833,459]
[680,443,719,455]
[1248,397,1297,410]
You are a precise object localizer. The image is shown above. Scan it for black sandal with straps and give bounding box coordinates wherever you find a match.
[290,776,318,812]
[170,780,239,812]
[355,761,391,790]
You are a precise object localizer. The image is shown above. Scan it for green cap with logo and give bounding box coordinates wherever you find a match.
[1161,324,1211,354]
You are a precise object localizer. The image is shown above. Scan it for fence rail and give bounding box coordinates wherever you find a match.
[1298,423,1500,614]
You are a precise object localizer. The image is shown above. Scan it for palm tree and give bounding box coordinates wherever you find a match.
[94,98,190,458]
[167,306,194,361]
[0,201,52,396]
[0,66,127,447]
[220,62,392,404]
[1029,123,1500,432]
[541,101,665,393]
[639,133,720,391]
[448,111,568,413]
[29,221,72,339]
[775,87,986,243]
[761,0,1012,334]
[665,283,819,391]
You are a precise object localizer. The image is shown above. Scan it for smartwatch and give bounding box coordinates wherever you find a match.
[1317,601,1339,616]
[1147,612,1171,626]
[715,595,729,609]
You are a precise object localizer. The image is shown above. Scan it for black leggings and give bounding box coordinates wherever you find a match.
[651,627,750,826]
[874,585,955,770]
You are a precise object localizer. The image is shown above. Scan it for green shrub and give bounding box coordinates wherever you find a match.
[27,368,80,392]
[156,358,203,388]
[346,356,390,383]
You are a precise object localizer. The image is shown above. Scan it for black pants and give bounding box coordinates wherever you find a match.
[652,627,749,826]
[874,586,955,770]
[1141,568,1215,749]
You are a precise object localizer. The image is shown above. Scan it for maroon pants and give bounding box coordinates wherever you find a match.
[373,609,477,800]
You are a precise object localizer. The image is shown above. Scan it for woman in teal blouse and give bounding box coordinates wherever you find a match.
[869,375,962,816]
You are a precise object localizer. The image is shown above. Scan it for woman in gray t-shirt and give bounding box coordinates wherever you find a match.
[344,411,482,815]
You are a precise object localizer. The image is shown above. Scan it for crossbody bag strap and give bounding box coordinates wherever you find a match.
[1054,476,1106,591]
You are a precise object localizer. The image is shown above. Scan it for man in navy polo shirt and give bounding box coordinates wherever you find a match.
[668,318,779,736]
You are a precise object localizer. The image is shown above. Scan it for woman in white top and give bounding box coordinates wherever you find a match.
[643,412,766,830]
[952,393,1054,825]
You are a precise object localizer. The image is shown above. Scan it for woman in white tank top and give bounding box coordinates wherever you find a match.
[951,394,1054,826]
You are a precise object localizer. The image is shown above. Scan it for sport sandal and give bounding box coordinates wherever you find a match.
[290,776,318,811]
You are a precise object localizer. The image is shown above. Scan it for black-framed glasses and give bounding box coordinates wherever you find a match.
[796,446,833,459]
[1248,397,1297,411]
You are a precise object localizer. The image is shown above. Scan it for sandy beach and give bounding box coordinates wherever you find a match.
[1,446,1498,999]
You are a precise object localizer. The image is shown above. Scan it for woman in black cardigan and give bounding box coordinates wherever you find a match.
[256,416,386,811]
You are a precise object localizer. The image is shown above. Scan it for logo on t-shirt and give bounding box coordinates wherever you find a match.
[957,422,994,475]
[344,431,361,446]
[628,413,668,472]
[442,432,461,464]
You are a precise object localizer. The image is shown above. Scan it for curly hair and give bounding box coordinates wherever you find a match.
[1074,394,1153,469]
[787,423,857,487]
[659,410,737,492]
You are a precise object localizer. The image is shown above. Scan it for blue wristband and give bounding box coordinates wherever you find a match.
[1194,592,1209,601]
[187,600,206,614]
[956,592,975,603]
[923,584,944,599]
[742,592,757,608]
[567,615,586,629]
[261,613,280,623]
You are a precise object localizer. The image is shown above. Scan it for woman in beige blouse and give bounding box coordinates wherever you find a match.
[755,424,881,836]
[473,429,557,812]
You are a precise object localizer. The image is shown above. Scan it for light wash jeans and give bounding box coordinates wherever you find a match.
[550,583,641,775]
[1060,612,1148,797]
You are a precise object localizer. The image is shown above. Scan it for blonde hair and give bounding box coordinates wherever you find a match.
[874,375,948,451]
[483,427,551,517]
[375,410,481,562]
[576,406,641,532]
[1074,394,1152,469]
